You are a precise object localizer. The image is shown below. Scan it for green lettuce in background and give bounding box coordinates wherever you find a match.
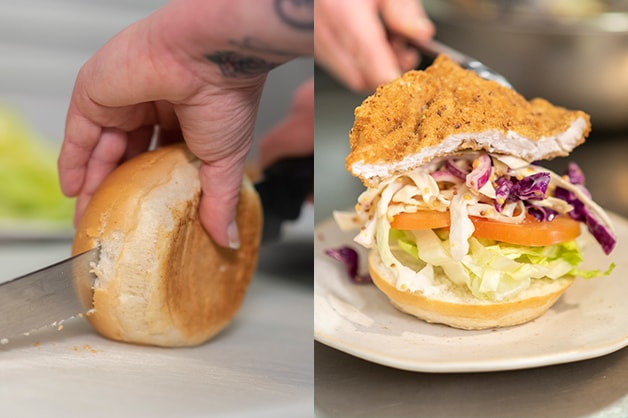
[0,105,74,223]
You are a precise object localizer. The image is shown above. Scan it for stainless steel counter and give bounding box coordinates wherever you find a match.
[314,87,628,418]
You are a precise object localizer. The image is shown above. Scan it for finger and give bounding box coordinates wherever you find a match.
[259,78,313,168]
[72,127,128,225]
[58,103,103,197]
[350,2,404,88]
[198,157,247,249]
[381,0,435,42]
[314,0,400,92]
[315,34,368,92]
[59,80,158,198]
[177,95,260,249]
[389,34,421,72]
[313,11,369,91]
[349,6,403,91]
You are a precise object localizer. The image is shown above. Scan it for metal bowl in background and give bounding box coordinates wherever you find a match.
[424,0,628,132]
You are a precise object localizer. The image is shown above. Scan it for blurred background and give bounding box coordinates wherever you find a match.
[423,0,628,132]
[315,0,628,225]
[0,0,312,238]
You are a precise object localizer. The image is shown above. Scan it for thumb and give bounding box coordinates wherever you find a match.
[175,83,264,249]
[197,156,246,249]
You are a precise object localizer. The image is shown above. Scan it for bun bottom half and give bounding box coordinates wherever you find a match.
[72,144,262,347]
[368,250,574,330]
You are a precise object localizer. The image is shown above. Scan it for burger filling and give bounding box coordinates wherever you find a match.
[334,151,616,301]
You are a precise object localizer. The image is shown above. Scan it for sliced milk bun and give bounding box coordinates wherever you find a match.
[72,143,262,347]
[368,251,574,330]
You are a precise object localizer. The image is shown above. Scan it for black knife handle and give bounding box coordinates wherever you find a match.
[257,154,313,220]
[256,154,313,243]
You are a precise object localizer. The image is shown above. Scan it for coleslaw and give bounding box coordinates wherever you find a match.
[334,151,616,301]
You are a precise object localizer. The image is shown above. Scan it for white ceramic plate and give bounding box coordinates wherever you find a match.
[314,212,628,373]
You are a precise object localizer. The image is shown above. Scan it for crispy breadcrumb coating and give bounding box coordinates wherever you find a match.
[347,55,590,185]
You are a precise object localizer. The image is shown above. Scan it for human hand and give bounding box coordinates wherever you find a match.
[259,78,313,167]
[57,0,313,249]
[315,0,434,92]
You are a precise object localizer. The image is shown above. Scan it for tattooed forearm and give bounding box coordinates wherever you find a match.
[274,0,314,31]
[204,0,313,78]
[229,36,301,58]
[206,51,280,77]
[206,36,304,77]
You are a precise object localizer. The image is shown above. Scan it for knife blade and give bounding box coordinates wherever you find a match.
[409,38,514,89]
[0,247,98,343]
[0,154,313,343]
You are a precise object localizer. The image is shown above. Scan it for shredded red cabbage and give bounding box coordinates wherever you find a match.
[527,205,558,221]
[494,177,514,210]
[445,159,470,181]
[566,162,586,186]
[582,207,616,255]
[494,172,550,212]
[431,169,463,184]
[555,185,616,254]
[324,246,373,284]
[466,153,492,191]
[512,172,551,200]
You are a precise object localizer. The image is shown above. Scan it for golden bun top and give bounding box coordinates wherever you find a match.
[72,143,262,347]
[347,55,591,187]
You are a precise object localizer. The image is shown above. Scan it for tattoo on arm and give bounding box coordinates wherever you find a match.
[206,51,280,77]
[274,0,314,30]
[206,37,301,77]
[205,0,313,78]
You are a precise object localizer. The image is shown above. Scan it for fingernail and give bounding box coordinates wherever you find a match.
[227,221,240,250]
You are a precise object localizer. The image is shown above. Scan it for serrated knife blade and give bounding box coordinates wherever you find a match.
[0,248,98,343]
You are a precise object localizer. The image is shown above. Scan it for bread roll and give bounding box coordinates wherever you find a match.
[368,250,574,330]
[72,143,262,347]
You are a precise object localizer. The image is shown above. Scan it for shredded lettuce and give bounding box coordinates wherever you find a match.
[390,228,614,301]
[0,107,73,222]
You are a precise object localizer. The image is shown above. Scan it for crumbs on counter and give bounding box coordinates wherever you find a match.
[69,344,98,354]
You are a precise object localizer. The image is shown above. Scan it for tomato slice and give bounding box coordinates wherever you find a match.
[391,210,450,230]
[391,211,581,246]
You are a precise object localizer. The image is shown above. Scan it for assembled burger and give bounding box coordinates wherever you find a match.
[334,55,616,330]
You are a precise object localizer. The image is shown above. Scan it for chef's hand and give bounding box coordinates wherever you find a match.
[259,78,313,167]
[57,0,313,249]
[315,0,434,92]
